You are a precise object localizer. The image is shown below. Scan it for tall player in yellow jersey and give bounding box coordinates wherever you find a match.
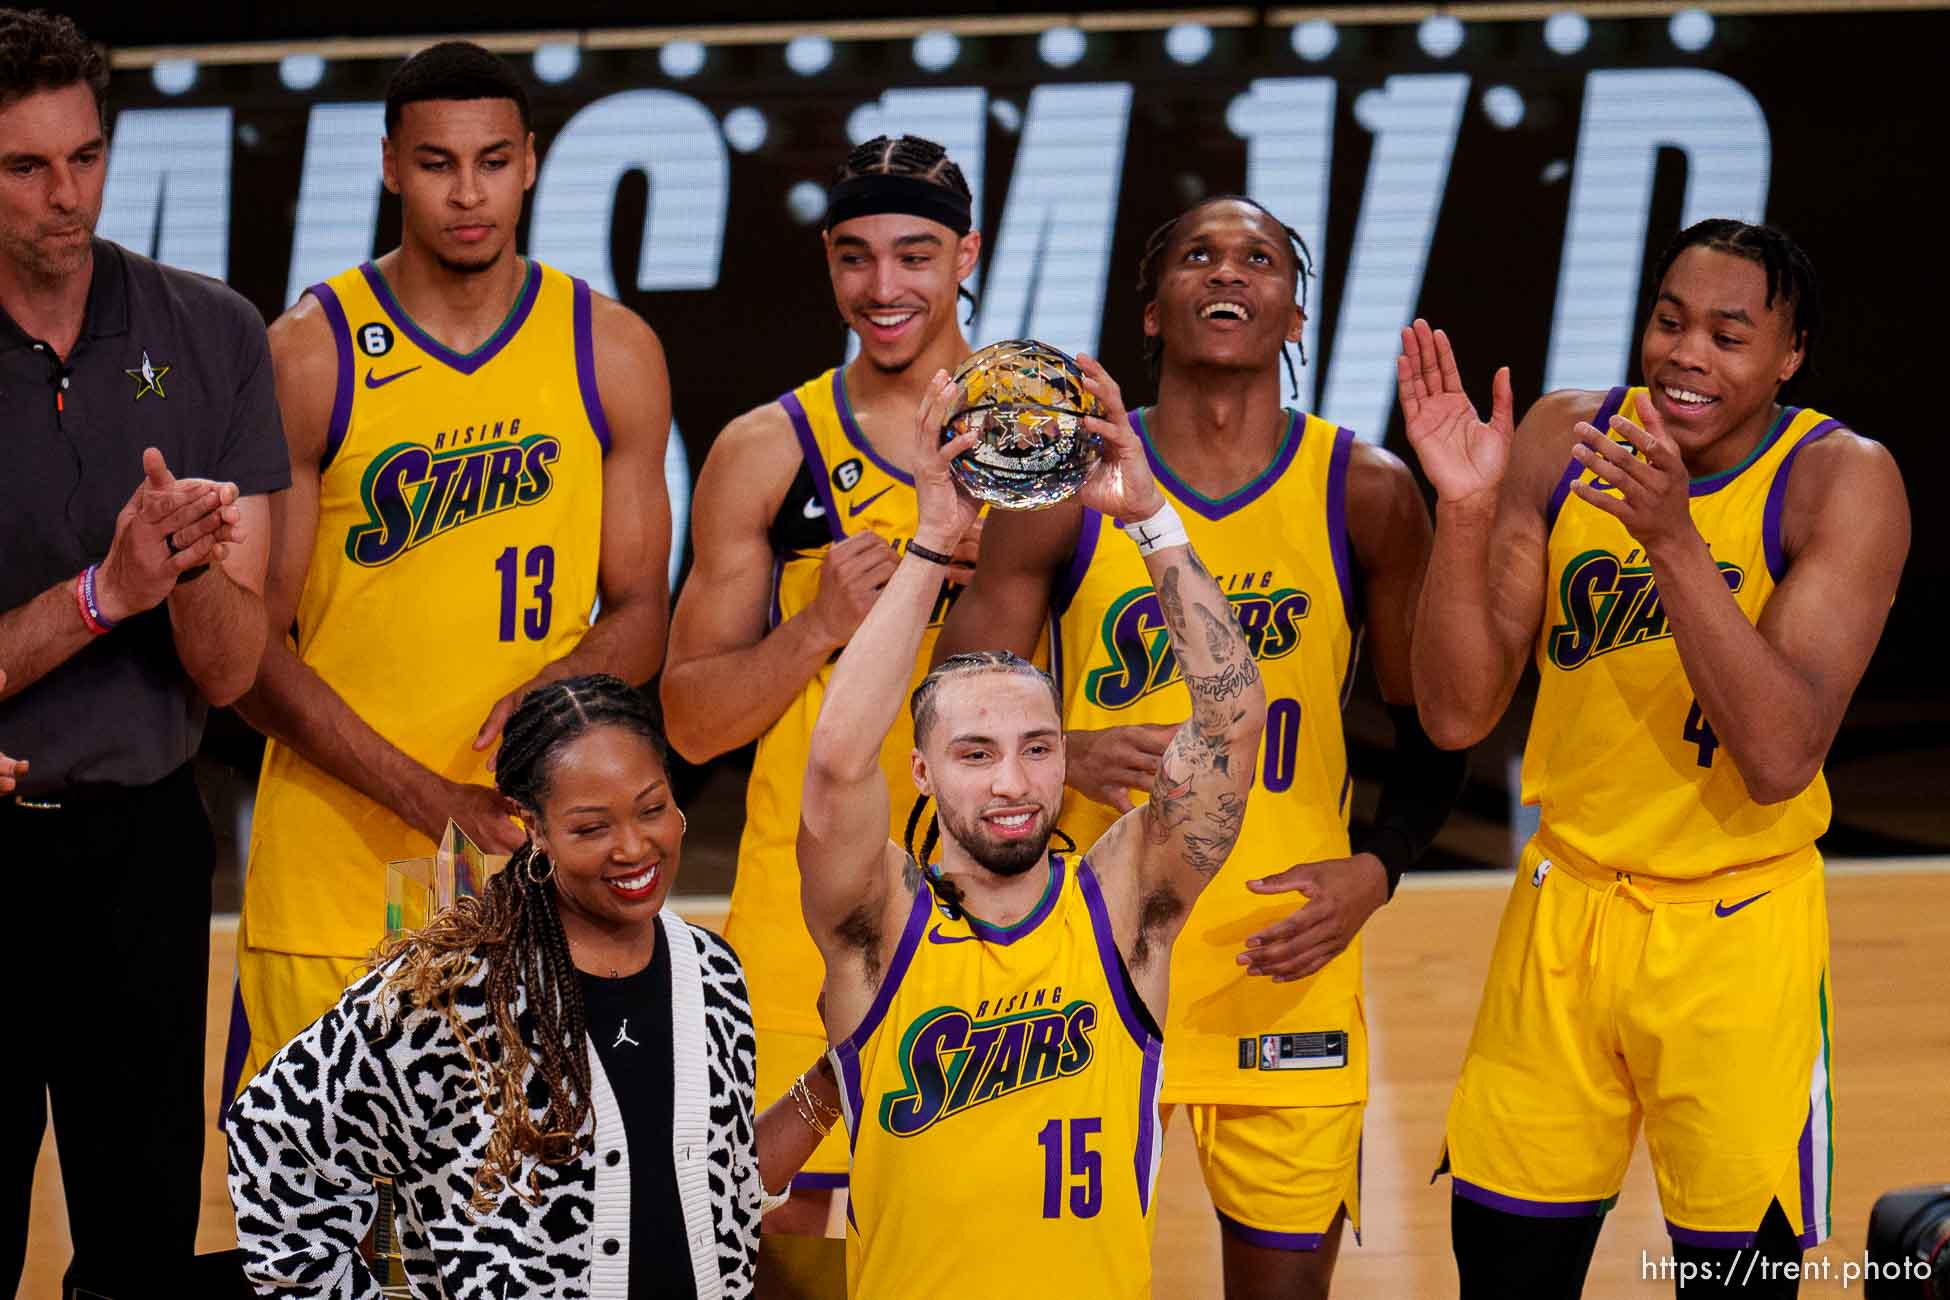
[1400,221,1909,1297]
[942,197,1464,1298]
[802,360,1265,1299]
[662,135,984,1235]
[229,44,673,1089]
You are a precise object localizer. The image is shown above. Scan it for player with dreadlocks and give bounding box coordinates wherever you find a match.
[1402,220,1908,1297]
[661,133,992,1235]
[941,194,1466,1298]
[229,674,843,1296]
[802,360,1264,1298]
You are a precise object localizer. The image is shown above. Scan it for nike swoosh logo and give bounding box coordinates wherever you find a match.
[1714,891,1770,917]
[848,485,894,517]
[364,365,422,389]
[926,926,977,945]
[802,497,827,519]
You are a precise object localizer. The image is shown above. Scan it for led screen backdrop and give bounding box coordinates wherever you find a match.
[88,6,1944,849]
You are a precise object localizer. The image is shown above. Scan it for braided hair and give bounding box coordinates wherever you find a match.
[1651,219,1822,372]
[905,651,1074,921]
[376,674,667,1215]
[1136,195,1316,399]
[832,133,980,323]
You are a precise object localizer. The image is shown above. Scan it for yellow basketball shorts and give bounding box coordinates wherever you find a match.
[226,907,367,1105]
[1441,835,1834,1249]
[1166,1102,1363,1249]
[757,1025,850,1183]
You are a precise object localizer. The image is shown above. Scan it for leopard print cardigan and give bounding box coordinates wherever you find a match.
[228,909,761,1298]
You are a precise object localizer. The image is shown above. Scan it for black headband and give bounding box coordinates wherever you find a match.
[823,173,973,237]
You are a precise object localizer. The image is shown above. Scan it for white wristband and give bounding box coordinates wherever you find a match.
[1119,500,1189,557]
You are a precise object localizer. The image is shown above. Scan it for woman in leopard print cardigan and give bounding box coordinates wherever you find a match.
[228,677,811,1298]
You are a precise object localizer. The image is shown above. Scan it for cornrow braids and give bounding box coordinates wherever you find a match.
[833,133,980,324]
[909,650,1060,750]
[902,793,961,920]
[1136,194,1316,400]
[1652,218,1822,373]
[375,673,666,1215]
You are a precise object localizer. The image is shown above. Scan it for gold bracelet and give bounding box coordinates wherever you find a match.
[790,1071,841,1137]
[790,1079,830,1137]
[801,1069,843,1125]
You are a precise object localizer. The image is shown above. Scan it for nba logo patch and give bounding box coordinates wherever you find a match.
[1532,859,1553,888]
[1261,1038,1280,1070]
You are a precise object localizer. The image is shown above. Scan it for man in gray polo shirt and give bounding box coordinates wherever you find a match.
[0,11,288,1295]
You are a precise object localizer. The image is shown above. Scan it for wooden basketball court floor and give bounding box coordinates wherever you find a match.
[21,862,1949,1298]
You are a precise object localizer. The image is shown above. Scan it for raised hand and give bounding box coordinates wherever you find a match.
[1396,319,1515,506]
[1569,403,1698,555]
[1073,353,1164,526]
[911,370,982,548]
[96,447,243,622]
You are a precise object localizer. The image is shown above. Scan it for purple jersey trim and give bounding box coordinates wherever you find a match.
[960,856,1065,945]
[307,281,355,471]
[1074,860,1161,1052]
[833,369,914,486]
[1132,407,1304,522]
[1326,423,1357,618]
[358,258,540,376]
[1052,507,1103,616]
[1216,1208,1327,1252]
[1665,1220,1759,1249]
[1763,419,1842,581]
[1796,1101,1819,1245]
[1546,386,1627,532]
[833,884,931,1156]
[1135,1038,1163,1216]
[790,1171,850,1191]
[1688,405,1796,498]
[781,391,845,543]
[216,977,251,1132]
[570,277,612,455]
[766,553,785,631]
[1453,1178,1614,1219]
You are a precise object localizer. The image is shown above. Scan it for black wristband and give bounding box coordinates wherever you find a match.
[1352,827,1414,899]
[906,539,954,566]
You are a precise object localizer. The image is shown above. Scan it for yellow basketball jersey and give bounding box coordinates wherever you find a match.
[836,856,1161,1299]
[1055,408,1366,1106]
[246,259,604,957]
[724,368,964,1039]
[1521,386,1838,878]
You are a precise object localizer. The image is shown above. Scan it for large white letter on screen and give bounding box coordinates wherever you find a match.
[532,90,729,296]
[1544,70,1770,391]
[97,107,233,279]
[285,102,384,306]
[1318,75,1468,443]
[976,82,1132,359]
[1228,78,1336,409]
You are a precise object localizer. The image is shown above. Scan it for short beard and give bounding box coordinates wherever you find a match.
[936,801,1052,877]
[434,245,503,276]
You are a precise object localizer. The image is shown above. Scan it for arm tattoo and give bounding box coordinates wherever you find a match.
[1140,543,1263,881]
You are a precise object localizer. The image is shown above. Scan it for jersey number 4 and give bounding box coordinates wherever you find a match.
[1683,698,1719,768]
[495,545,555,642]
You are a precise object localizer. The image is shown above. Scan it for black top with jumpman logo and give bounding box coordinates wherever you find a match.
[580,932,693,1298]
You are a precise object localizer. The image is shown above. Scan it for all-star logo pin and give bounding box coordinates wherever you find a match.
[125,350,170,400]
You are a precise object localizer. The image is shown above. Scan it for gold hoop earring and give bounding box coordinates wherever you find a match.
[525,847,555,885]
[678,809,688,833]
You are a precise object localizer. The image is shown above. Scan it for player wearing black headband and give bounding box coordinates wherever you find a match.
[661,135,985,1237]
